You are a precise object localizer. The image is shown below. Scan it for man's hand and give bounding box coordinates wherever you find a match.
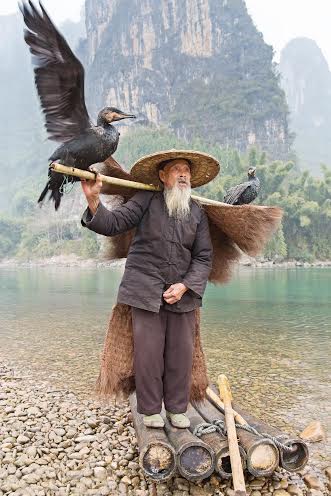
[81,167,103,215]
[163,283,188,305]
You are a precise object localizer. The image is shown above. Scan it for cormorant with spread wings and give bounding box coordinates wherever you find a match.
[19,0,135,210]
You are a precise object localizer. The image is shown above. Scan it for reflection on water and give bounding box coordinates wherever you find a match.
[0,267,330,458]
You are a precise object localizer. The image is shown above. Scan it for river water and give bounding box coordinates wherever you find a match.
[0,266,330,465]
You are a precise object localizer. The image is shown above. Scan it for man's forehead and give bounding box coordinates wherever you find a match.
[163,159,191,171]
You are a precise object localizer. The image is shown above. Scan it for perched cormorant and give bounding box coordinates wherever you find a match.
[224,167,260,205]
[19,1,135,210]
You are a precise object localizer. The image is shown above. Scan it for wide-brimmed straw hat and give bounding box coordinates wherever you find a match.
[130,149,220,188]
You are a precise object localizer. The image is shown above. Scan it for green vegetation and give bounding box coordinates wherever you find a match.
[1,127,330,262]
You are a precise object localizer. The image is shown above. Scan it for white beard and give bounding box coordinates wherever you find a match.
[163,182,192,220]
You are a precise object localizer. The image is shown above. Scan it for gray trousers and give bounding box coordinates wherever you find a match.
[132,306,195,415]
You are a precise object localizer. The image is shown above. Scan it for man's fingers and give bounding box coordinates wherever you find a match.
[164,299,177,305]
[163,286,175,296]
[163,290,173,297]
[164,295,180,304]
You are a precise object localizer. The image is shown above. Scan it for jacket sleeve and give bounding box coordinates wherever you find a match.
[81,191,154,236]
[182,208,213,298]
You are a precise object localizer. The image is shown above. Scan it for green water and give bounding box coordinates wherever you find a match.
[0,266,330,458]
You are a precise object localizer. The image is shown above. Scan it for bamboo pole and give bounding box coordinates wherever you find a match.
[218,375,247,496]
[187,403,247,479]
[232,403,309,472]
[162,412,215,482]
[50,162,160,192]
[129,394,176,481]
[50,162,232,207]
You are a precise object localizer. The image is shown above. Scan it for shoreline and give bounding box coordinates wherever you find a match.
[0,359,329,496]
[0,254,330,269]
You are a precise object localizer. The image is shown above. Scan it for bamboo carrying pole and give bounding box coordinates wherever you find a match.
[218,375,247,496]
[129,394,176,481]
[206,386,280,477]
[50,162,233,207]
[187,403,247,479]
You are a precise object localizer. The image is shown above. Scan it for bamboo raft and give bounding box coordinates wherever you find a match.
[129,388,309,484]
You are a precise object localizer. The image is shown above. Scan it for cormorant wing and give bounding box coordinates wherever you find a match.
[224,181,251,204]
[20,1,91,143]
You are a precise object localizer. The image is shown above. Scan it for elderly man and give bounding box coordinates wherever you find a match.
[81,150,219,428]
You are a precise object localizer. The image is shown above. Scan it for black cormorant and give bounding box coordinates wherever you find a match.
[19,1,135,210]
[224,167,260,205]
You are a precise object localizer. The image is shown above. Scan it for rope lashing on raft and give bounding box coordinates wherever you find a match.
[193,419,296,453]
[192,422,224,436]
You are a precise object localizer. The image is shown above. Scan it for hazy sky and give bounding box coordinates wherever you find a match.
[2,0,331,67]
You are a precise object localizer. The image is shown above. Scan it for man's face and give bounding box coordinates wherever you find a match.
[159,159,191,189]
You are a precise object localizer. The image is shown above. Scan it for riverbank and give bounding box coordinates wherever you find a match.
[0,361,329,496]
[0,254,330,269]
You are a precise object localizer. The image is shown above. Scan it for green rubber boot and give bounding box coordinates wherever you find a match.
[166,411,190,428]
[143,413,165,428]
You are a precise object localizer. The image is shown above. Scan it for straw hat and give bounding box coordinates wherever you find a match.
[130,149,220,188]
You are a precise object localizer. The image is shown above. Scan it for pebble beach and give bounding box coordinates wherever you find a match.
[0,361,329,496]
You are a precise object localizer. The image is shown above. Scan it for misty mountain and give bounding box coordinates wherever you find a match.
[82,0,291,158]
[280,37,331,174]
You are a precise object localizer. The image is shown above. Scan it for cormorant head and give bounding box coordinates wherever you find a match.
[248,167,256,177]
[98,107,136,125]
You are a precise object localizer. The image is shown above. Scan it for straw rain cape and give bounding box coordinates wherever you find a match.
[94,158,283,403]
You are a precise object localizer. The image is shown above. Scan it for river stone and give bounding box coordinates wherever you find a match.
[287,485,303,496]
[7,464,17,475]
[79,446,90,456]
[118,482,128,494]
[107,480,118,490]
[93,466,107,480]
[3,436,16,444]
[86,418,98,428]
[15,454,31,467]
[75,435,97,443]
[121,475,131,485]
[273,491,290,496]
[27,407,41,417]
[303,475,324,490]
[132,476,140,488]
[17,435,29,445]
[250,479,266,489]
[54,428,66,437]
[66,428,76,438]
[25,447,37,458]
[325,466,331,480]
[22,472,41,484]
[299,421,326,442]
[1,442,13,450]
[279,479,289,489]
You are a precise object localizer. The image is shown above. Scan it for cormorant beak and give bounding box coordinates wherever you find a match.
[110,111,136,122]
